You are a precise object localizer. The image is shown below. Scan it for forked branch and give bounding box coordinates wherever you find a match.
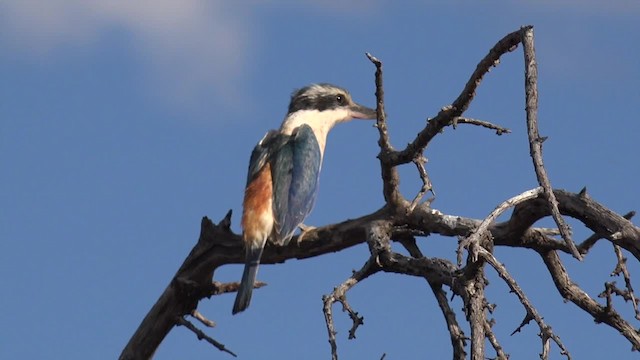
[120,26,640,360]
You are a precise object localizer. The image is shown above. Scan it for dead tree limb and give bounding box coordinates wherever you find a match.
[522,26,581,260]
[120,25,640,360]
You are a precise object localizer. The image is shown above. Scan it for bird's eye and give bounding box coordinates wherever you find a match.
[336,94,345,105]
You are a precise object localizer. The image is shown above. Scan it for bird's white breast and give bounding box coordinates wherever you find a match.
[280,108,351,157]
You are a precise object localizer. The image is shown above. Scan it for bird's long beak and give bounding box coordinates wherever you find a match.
[349,103,377,120]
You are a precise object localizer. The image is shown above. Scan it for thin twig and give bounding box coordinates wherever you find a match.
[387,27,527,166]
[408,154,435,212]
[452,116,511,135]
[397,238,467,359]
[323,256,382,360]
[541,249,640,350]
[521,26,581,260]
[366,52,403,208]
[323,221,391,360]
[433,283,468,359]
[176,317,236,357]
[611,244,640,320]
[477,247,572,359]
[366,53,393,154]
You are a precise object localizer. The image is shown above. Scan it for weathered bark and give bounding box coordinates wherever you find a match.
[120,26,640,360]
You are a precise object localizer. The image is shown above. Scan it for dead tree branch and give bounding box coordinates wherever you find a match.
[452,116,511,135]
[540,249,640,350]
[176,317,236,357]
[478,247,571,359]
[610,243,640,320]
[322,248,383,360]
[521,26,581,260]
[120,26,640,360]
[366,52,404,210]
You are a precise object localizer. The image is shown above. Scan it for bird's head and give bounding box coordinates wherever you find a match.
[280,83,376,136]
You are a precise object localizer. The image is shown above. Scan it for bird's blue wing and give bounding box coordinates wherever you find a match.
[271,124,322,245]
[246,130,289,187]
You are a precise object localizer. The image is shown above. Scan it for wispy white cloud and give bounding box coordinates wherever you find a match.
[0,0,252,112]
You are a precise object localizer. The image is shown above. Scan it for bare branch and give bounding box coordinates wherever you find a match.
[452,116,511,135]
[478,247,571,359]
[398,237,467,359]
[578,211,635,254]
[386,26,527,166]
[484,319,509,360]
[466,270,487,360]
[506,191,640,260]
[431,283,468,360]
[322,247,383,360]
[322,263,374,358]
[366,52,404,209]
[120,27,640,360]
[521,26,580,260]
[458,187,544,266]
[610,244,640,320]
[205,280,267,297]
[540,249,640,350]
[408,154,434,212]
[176,317,236,357]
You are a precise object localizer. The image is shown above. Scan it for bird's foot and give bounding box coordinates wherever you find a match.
[297,224,317,244]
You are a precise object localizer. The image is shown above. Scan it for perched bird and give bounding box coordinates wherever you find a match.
[232,83,376,314]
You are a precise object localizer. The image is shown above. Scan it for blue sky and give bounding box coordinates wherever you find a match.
[2,1,639,359]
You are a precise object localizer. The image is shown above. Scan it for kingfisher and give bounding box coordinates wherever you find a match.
[232,83,376,314]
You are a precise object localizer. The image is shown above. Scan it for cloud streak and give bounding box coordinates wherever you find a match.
[0,0,252,111]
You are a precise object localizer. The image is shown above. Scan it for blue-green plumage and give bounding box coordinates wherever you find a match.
[233,83,376,315]
[233,125,321,314]
[271,124,321,245]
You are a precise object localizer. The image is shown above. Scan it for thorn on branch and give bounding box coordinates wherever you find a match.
[221,210,233,229]
[486,301,497,314]
[511,312,534,336]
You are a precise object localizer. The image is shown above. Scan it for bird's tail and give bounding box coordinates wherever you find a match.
[232,245,263,314]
